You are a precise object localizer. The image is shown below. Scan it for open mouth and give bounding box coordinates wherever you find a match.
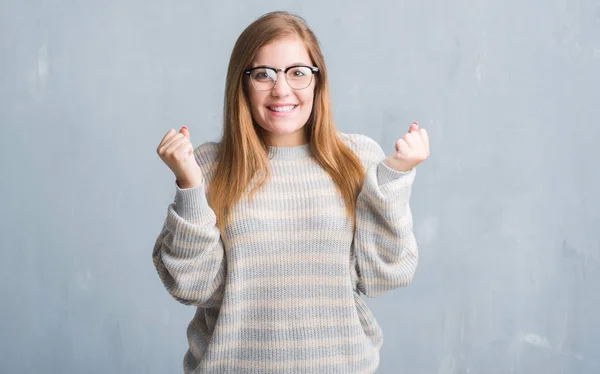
[267,105,298,113]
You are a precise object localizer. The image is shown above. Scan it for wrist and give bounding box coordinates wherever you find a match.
[383,158,412,173]
[176,176,203,189]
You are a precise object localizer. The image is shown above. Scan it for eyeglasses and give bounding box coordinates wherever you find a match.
[244,65,319,91]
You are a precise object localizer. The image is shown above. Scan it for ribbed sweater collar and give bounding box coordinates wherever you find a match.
[267,143,311,160]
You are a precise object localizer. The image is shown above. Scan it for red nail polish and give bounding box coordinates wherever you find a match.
[181,126,188,130]
[412,122,418,126]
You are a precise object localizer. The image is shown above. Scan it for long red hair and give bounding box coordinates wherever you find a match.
[208,11,365,237]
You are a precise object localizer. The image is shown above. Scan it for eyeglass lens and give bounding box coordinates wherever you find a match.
[248,67,314,90]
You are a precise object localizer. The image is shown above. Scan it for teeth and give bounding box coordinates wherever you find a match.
[269,105,296,112]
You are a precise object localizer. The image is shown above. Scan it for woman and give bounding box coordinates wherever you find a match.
[154,10,430,374]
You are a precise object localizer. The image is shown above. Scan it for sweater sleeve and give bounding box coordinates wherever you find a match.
[349,134,418,298]
[152,143,226,308]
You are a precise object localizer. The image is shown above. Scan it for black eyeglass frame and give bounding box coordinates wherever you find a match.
[243,65,320,90]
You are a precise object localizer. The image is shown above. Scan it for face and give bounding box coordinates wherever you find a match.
[246,37,316,147]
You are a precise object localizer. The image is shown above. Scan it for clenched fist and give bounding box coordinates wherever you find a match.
[383,122,430,172]
[156,126,203,189]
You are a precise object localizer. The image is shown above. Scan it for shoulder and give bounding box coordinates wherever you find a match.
[337,131,386,169]
[193,140,221,183]
[194,140,220,163]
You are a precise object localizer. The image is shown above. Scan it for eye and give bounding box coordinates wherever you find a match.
[252,71,270,80]
[290,68,306,77]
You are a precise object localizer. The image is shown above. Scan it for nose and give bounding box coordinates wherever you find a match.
[271,71,292,97]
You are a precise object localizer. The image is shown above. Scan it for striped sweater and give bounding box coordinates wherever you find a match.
[152,132,418,373]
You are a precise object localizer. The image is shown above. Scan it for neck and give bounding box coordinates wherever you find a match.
[260,128,308,147]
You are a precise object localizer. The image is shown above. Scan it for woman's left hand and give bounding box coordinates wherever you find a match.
[383,122,430,172]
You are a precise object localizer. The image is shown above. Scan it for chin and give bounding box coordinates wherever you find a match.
[268,127,303,135]
[262,120,304,132]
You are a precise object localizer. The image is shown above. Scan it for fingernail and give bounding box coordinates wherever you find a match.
[412,122,418,126]
[181,126,187,130]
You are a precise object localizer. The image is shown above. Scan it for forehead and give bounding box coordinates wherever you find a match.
[252,37,312,66]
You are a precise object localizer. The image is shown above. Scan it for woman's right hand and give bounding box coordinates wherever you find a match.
[157,126,203,189]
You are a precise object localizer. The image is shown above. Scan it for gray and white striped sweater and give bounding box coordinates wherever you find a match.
[152,132,418,373]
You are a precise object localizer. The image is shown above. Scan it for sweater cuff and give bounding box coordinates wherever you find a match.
[173,180,215,224]
[377,161,414,186]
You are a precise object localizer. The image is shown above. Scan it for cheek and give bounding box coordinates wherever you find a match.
[248,91,266,114]
[299,90,315,107]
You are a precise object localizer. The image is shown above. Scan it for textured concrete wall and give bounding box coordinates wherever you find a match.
[1,1,599,373]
